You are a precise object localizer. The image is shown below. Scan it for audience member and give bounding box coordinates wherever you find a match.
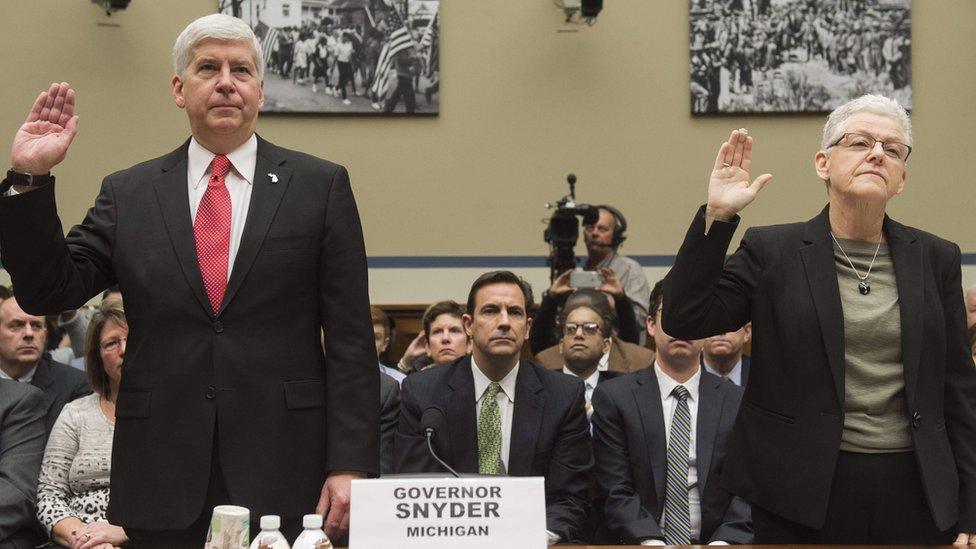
[531,273,642,355]
[966,284,976,329]
[378,372,400,475]
[591,280,751,545]
[0,296,90,435]
[701,323,751,386]
[371,306,407,384]
[0,380,47,548]
[583,205,652,328]
[37,301,129,548]
[535,289,653,377]
[397,300,470,374]
[394,271,594,545]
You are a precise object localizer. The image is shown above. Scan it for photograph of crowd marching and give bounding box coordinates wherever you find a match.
[689,0,911,113]
[219,0,440,114]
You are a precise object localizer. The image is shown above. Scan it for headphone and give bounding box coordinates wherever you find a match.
[597,204,628,248]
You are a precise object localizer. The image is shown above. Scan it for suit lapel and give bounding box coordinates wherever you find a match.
[695,372,723,494]
[220,136,293,314]
[886,216,922,408]
[798,206,846,410]
[152,140,213,317]
[446,358,478,473]
[508,363,544,476]
[633,369,667,505]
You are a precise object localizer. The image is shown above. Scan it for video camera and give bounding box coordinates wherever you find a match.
[543,174,599,282]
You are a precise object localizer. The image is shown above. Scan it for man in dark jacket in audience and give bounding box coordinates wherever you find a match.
[0,379,47,549]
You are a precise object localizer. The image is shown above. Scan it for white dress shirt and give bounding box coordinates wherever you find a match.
[0,365,37,383]
[187,134,257,281]
[703,358,743,386]
[562,366,601,405]
[470,357,519,472]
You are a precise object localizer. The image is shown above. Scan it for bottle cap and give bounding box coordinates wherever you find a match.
[260,515,280,530]
[303,514,323,529]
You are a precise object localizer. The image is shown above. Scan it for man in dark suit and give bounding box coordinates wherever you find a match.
[700,324,750,387]
[0,297,90,435]
[394,271,594,545]
[0,14,378,544]
[0,380,47,549]
[592,280,751,545]
[379,372,400,475]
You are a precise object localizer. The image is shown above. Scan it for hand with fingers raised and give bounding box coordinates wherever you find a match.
[705,128,773,232]
[11,82,80,175]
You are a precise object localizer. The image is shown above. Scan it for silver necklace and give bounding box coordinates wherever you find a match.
[830,232,882,295]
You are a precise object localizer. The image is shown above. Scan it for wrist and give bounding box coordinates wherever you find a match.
[705,204,736,222]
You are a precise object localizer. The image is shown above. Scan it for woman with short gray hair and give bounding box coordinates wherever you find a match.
[663,94,976,544]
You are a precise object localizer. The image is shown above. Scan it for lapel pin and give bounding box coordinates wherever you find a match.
[268,173,279,184]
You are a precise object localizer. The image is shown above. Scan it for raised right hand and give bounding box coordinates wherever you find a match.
[706,128,772,225]
[549,269,576,296]
[11,82,79,174]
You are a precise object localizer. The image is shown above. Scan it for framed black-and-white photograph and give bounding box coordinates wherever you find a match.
[689,0,911,114]
[219,0,439,114]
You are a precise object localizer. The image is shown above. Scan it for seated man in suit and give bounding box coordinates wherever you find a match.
[535,289,653,377]
[394,271,594,545]
[0,297,90,435]
[591,280,751,545]
[701,323,751,386]
[371,306,407,385]
[0,379,47,549]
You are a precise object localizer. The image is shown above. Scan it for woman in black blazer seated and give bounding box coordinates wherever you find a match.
[663,94,976,545]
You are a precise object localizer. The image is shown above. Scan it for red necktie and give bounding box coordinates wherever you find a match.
[194,155,232,314]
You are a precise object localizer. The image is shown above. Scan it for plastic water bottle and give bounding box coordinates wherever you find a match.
[292,514,331,549]
[249,515,290,549]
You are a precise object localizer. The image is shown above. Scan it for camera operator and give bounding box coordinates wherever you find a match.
[583,205,651,328]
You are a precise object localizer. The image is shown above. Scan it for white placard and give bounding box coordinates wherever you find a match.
[349,476,547,549]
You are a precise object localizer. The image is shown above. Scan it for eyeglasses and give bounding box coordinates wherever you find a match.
[562,322,602,337]
[100,337,127,352]
[828,132,912,162]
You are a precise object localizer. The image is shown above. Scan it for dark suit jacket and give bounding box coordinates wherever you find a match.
[591,368,752,544]
[535,337,654,375]
[0,136,379,530]
[393,357,595,544]
[379,372,400,475]
[663,205,976,531]
[0,380,47,549]
[31,355,91,435]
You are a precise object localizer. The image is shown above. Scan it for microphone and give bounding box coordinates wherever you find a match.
[420,407,461,478]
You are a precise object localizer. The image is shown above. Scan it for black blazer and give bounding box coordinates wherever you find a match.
[0,380,47,549]
[393,356,595,544]
[0,136,379,530]
[591,368,752,544]
[31,355,91,436]
[379,372,400,475]
[663,205,976,531]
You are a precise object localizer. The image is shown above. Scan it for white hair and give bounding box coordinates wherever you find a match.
[821,94,913,151]
[173,14,264,79]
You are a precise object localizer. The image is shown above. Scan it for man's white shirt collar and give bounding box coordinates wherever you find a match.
[471,356,518,404]
[188,134,257,189]
[0,364,38,383]
[653,361,701,403]
[562,365,601,391]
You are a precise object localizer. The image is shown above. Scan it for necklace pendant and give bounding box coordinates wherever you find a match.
[858,281,871,295]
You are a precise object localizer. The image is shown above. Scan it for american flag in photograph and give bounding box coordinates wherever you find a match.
[369,7,416,95]
[253,20,280,73]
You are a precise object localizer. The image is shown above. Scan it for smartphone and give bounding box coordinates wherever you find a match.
[570,270,601,289]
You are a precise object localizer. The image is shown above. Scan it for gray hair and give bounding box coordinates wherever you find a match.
[173,14,264,79]
[821,94,913,151]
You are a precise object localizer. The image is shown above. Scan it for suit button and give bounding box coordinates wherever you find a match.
[206,385,216,400]
[213,321,223,333]
[912,411,922,429]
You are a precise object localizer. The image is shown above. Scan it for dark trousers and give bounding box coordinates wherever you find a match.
[384,76,416,113]
[125,432,302,547]
[337,61,354,99]
[754,451,955,544]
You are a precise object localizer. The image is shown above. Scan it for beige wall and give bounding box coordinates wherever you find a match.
[2,0,975,302]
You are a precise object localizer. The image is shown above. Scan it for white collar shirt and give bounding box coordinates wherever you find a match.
[187,134,257,282]
[703,358,743,387]
[562,365,601,405]
[471,357,519,473]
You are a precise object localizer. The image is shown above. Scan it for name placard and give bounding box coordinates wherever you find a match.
[349,476,546,549]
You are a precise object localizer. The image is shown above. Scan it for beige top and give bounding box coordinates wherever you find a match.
[833,237,911,453]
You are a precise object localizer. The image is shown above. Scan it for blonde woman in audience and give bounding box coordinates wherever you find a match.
[37,301,128,548]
